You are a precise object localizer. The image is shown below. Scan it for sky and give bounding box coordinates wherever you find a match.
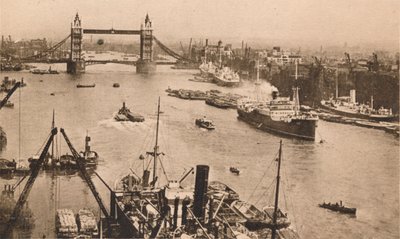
[0,0,399,49]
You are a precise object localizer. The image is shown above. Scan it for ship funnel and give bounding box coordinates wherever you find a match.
[272,91,279,100]
[142,169,150,187]
[193,165,209,224]
[181,196,191,225]
[85,135,91,153]
[350,90,356,104]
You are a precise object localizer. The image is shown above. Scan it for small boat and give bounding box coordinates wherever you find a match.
[262,206,291,229]
[77,83,95,88]
[230,167,240,175]
[114,102,144,122]
[195,117,215,130]
[208,181,240,203]
[31,66,59,74]
[76,209,99,237]
[4,101,14,108]
[355,120,392,130]
[318,201,356,215]
[0,158,17,174]
[231,200,271,230]
[113,83,120,88]
[56,209,78,238]
[205,97,231,109]
[50,93,55,96]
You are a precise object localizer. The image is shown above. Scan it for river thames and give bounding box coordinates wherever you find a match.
[0,63,399,238]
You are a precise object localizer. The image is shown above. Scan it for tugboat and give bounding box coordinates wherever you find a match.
[229,167,240,175]
[3,101,14,108]
[319,201,356,215]
[79,133,98,167]
[114,102,145,122]
[195,116,215,130]
[76,83,95,88]
[113,83,120,88]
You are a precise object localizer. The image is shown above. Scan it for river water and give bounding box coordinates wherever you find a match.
[0,63,398,238]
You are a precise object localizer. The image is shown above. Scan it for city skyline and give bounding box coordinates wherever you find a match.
[0,0,399,50]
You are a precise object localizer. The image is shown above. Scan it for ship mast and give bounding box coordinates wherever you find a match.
[152,97,161,182]
[255,59,261,102]
[271,140,283,239]
[51,109,55,159]
[335,66,339,99]
[293,60,300,114]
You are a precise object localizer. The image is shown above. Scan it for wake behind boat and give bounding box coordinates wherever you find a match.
[114,102,144,122]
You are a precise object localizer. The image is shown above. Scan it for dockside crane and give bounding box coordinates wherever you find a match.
[1,127,58,238]
[59,128,110,219]
[0,81,21,109]
[344,52,353,73]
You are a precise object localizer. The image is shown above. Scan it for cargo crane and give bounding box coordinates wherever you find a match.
[0,81,21,109]
[1,128,58,238]
[344,52,353,73]
[59,128,109,219]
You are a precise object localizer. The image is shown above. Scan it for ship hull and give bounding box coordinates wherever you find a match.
[212,76,240,87]
[320,104,397,122]
[111,192,140,237]
[237,109,317,140]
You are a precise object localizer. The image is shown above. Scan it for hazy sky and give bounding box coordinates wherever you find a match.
[0,0,399,49]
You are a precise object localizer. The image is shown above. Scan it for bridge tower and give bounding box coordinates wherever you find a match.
[67,13,85,74]
[136,14,156,73]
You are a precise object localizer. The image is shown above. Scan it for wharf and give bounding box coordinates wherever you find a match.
[317,111,399,136]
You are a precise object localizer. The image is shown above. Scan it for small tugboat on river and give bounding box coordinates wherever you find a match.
[230,167,240,175]
[195,116,215,130]
[76,83,95,88]
[319,201,356,215]
[115,102,145,122]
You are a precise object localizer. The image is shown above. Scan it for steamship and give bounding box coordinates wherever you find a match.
[110,98,207,238]
[238,88,318,140]
[320,90,397,122]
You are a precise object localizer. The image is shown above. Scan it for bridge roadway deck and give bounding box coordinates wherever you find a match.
[83,29,141,35]
[17,59,175,65]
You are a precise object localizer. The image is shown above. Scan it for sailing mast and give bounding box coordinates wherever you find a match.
[271,140,283,239]
[152,97,161,182]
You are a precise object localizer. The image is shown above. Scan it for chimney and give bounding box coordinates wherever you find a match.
[193,165,209,224]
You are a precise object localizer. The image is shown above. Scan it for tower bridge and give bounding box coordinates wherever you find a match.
[11,13,194,74]
[68,13,156,74]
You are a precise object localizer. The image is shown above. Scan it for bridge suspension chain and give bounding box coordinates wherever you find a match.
[21,34,71,60]
[152,36,195,63]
